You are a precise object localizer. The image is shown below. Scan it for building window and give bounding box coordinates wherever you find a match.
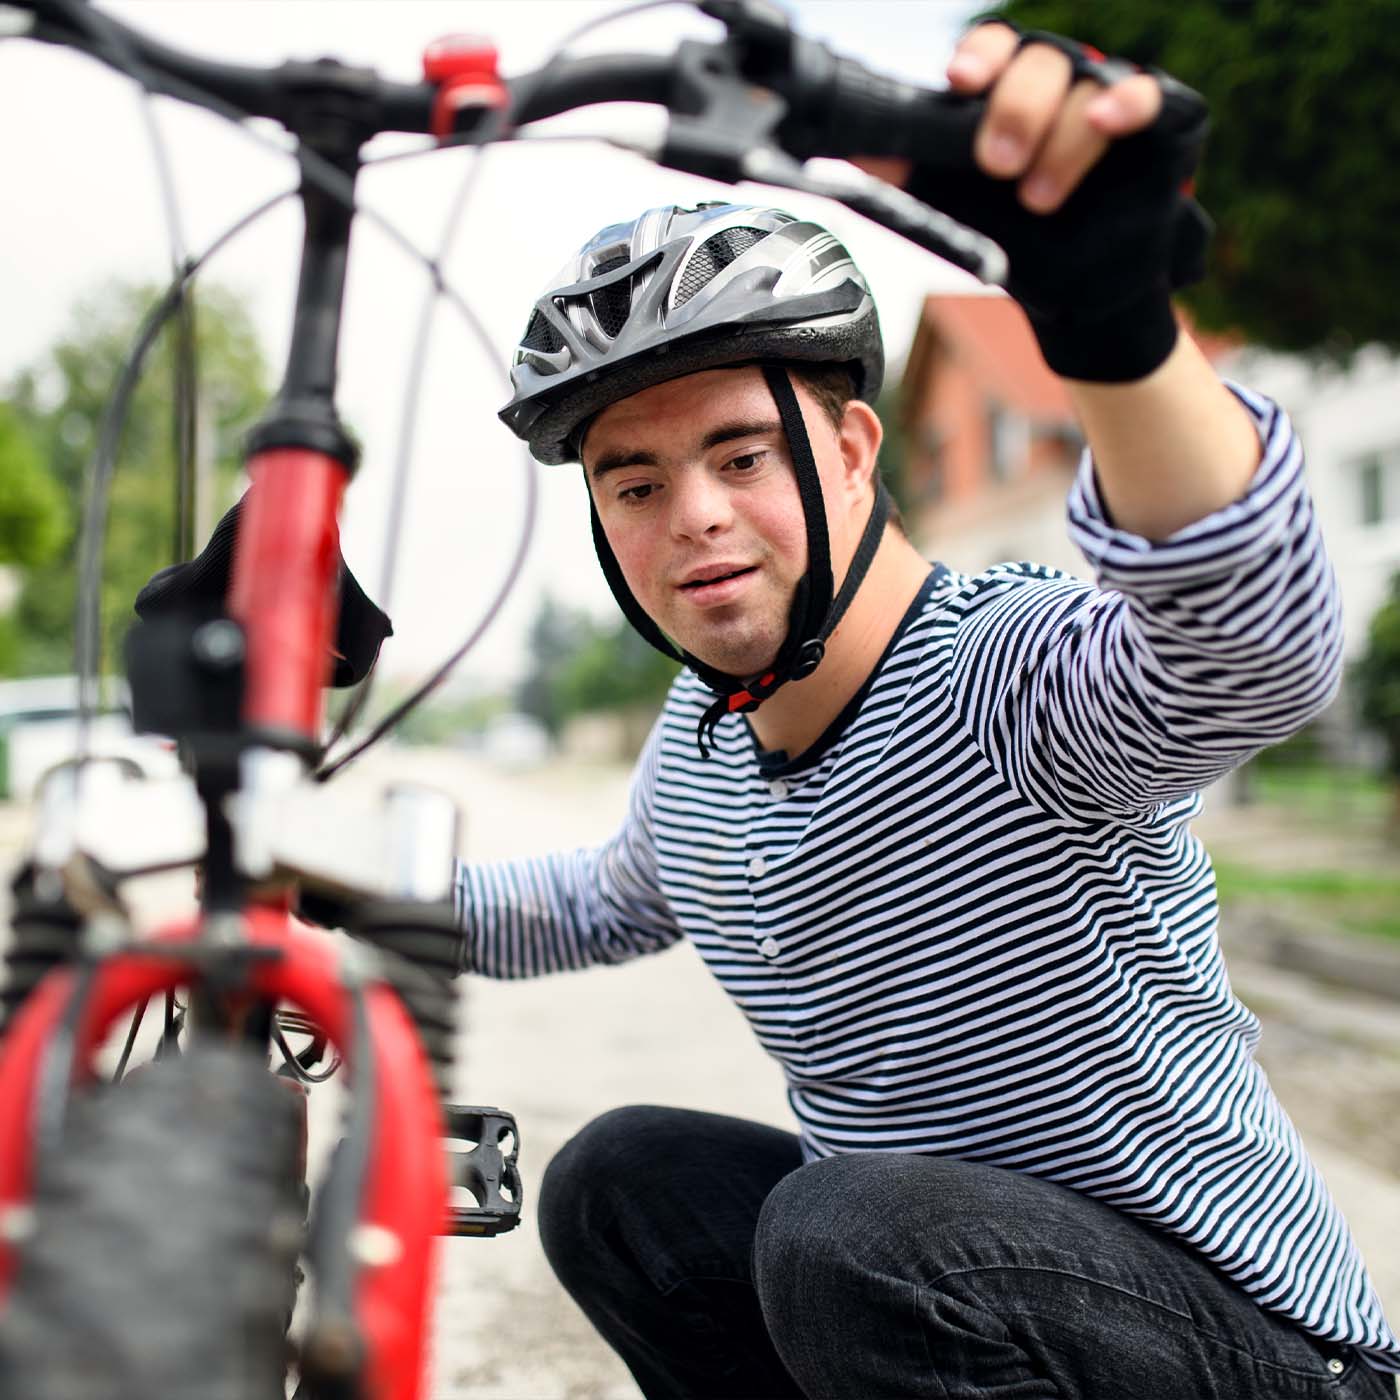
[987,403,1029,482]
[916,424,945,504]
[1034,421,1086,466]
[1358,455,1385,527]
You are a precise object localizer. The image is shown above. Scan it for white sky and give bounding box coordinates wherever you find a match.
[0,0,984,692]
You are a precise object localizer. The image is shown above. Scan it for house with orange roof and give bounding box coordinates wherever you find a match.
[894,293,1241,584]
[895,293,1087,579]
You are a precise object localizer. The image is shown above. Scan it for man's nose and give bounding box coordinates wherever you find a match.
[668,470,733,540]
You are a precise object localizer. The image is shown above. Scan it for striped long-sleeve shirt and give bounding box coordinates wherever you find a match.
[456,385,1400,1370]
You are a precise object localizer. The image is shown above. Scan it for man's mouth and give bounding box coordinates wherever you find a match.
[679,565,757,592]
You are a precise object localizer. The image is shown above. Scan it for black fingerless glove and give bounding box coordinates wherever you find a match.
[907,28,1213,383]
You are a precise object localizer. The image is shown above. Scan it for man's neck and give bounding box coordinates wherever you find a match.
[746,528,932,760]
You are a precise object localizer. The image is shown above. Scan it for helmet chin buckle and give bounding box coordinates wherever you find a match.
[790,638,825,680]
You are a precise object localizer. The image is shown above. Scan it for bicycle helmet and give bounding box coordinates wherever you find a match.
[499,201,893,755]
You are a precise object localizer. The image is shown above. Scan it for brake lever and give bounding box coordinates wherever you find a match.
[657,37,1006,286]
[743,152,1007,286]
[658,37,785,183]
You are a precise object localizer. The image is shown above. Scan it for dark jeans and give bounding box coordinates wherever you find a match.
[537,1105,1397,1400]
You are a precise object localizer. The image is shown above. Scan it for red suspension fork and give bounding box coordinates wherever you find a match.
[227,448,350,743]
[0,915,447,1400]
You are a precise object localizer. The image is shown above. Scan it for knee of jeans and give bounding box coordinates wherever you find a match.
[753,1152,994,1305]
[537,1105,680,1272]
[752,1155,874,1305]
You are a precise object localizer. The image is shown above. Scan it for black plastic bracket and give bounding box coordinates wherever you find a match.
[127,614,246,745]
[243,397,361,468]
[659,37,792,185]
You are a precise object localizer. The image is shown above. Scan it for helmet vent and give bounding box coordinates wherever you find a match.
[521,306,565,355]
[589,255,634,339]
[673,227,769,309]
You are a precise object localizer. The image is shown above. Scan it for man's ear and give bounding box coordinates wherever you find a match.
[838,399,883,502]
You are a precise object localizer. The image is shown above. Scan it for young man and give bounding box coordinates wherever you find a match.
[459,22,1400,1399]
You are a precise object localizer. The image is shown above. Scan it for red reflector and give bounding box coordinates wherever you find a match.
[423,35,506,140]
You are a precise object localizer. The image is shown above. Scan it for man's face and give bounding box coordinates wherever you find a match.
[582,366,871,678]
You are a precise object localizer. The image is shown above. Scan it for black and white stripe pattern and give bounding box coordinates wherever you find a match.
[457,387,1398,1370]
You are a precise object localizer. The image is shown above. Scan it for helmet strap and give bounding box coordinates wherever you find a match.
[585,365,891,758]
[761,364,833,662]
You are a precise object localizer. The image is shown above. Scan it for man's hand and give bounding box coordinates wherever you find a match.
[859,21,1211,387]
[948,22,1161,214]
[859,25,1260,538]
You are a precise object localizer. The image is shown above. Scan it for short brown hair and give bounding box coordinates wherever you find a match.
[788,362,859,430]
[787,362,906,536]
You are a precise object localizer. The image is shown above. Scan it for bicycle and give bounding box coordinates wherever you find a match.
[0,2,1207,1397]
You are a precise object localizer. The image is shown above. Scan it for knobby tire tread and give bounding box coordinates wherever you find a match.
[0,1046,305,1400]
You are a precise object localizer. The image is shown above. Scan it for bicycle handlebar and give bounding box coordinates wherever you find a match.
[13,0,1000,275]
[19,0,967,150]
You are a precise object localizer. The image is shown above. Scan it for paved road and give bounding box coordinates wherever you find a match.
[2,750,1397,1398]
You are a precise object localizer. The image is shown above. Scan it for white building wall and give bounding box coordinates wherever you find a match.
[917,467,1090,583]
[919,349,1400,661]
[1227,347,1400,659]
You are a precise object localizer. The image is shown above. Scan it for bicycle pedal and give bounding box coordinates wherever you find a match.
[441,1105,521,1237]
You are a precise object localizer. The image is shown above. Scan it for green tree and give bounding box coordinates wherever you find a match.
[0,405,69,671]
[1352,571,1400,798]
[516,594,590,739]
[990,0,1400,355]
[5,280,267,676]
[0,405,68,568]
[517,594,680,742]
[872,383,911,521]
[554,617,681,722]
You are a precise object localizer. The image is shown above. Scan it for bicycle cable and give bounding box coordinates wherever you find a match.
[58,0,950,780]
[272,1022,342,1086]
[57,0,190,753]
[322,0,703,757]
[70,192,294,752]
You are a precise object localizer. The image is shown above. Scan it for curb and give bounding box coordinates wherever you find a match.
[1220,903,1400,1003]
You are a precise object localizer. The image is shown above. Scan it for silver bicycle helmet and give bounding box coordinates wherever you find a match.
[499,202,893,757]
[499,201,884,464]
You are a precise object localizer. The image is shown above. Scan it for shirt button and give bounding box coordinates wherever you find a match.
[768,779,789,799]
[759,936,781,958]
[748,856,767,879]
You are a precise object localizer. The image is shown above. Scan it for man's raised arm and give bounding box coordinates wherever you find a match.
[1064,334,1261,540]
[862,20,1266,537]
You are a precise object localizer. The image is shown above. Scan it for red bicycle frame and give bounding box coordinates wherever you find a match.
[230,447,351,739]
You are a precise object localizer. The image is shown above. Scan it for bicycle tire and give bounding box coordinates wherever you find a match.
[0,1046,305,1400]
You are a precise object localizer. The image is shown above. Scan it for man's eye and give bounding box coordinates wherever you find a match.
[728,451,766,472]
[620,483,656,502]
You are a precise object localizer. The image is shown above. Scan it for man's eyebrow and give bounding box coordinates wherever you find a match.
[589,447,660,481]
[700,418,781,453]
[588,418,781,481]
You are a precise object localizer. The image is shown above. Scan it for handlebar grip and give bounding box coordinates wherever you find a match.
[778,50,982,170]
[833,58,981,167]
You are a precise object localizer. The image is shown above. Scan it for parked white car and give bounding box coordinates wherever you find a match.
[0,676,180,802]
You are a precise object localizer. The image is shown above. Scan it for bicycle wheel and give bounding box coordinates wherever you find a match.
[0,1045,305,1400]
